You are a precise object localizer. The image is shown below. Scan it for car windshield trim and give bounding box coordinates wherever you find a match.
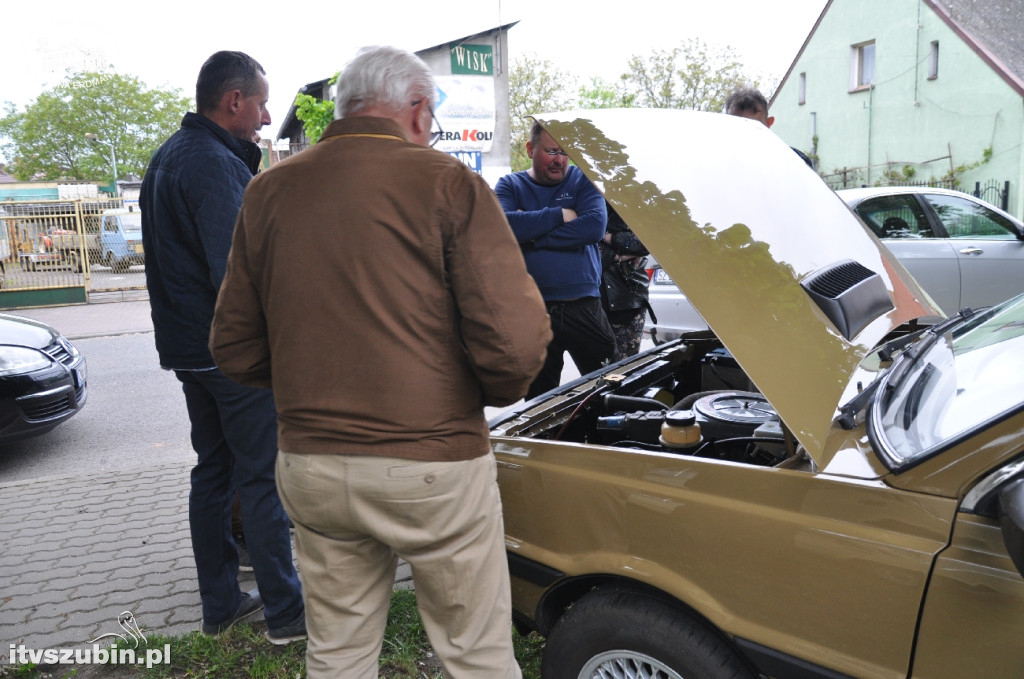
[868,295,1024,471]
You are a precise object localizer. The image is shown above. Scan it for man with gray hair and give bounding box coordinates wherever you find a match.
[210,45,550,677]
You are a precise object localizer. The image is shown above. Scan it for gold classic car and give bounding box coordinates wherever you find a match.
[490,109,1024,679]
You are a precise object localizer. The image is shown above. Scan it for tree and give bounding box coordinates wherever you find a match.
[578,76,635,110]
[0,70,191,182]
[622,38,753,112]
[508,55,577,171]
[293,72,341,145]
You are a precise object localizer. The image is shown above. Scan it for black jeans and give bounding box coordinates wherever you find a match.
[527,296,616,400]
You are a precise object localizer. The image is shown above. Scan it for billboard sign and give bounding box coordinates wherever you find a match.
[434,76,495,155]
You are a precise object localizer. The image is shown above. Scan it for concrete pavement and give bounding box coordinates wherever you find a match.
[0,296,413,660]
[4,291,154,341]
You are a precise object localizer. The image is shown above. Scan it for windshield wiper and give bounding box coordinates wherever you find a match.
[886,308,975,389]
[837,379,882,430]
[836,308,976,430]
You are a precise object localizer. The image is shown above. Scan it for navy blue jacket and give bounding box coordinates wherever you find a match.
[141,113,262,370]
[494,165,607,301]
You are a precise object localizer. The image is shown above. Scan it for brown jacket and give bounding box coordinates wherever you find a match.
[210,117,551,461]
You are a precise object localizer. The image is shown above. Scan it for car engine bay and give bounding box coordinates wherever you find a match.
[490,337,809,470]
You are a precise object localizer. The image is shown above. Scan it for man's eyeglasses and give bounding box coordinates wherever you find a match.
[428,107,443,148]
[542,149,569,157]
[412,99,444,147]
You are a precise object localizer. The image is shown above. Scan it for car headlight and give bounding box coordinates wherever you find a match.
[0,345,53,376]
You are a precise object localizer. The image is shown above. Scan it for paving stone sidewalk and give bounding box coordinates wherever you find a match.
[0,459,414,661]
[0,462,222,654]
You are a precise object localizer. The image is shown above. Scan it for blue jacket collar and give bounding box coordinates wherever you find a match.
[182,112,262,175]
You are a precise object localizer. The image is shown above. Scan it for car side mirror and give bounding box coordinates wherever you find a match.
[998,478,1024,578]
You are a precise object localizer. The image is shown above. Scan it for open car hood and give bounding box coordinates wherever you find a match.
[537,109,939,460]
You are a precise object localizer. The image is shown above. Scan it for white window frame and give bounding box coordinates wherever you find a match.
[927,41,939,79]
[798,72,807,105]
[850,41,876,91]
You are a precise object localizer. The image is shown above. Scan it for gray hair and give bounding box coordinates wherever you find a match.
[335,46,436,119]
[724,87,769,116]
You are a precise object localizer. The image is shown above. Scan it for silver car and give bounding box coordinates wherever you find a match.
[647,186,1024,341]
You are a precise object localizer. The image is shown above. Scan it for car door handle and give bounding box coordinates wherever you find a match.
[959,247,984,256]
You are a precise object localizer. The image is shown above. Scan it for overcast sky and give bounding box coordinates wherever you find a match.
[4,0,826,144]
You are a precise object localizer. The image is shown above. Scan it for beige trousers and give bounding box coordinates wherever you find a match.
[276,451,522,679]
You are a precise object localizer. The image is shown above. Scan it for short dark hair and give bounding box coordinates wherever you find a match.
[529,120,545,146]
[724,87,768,116]
[195,51,266,115]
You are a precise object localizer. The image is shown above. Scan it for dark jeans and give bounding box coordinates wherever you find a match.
[527,296,616,400]
[176,368,303,629]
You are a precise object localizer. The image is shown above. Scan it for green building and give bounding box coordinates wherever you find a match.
[770,0,1024,218]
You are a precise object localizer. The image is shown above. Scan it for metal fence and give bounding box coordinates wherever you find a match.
[972,179,1011,212]
[0,198,147,306]
[820,173,1014,216]
[820,170,958,192]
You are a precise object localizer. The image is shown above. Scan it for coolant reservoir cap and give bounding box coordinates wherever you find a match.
[660,409,701,448]
[665,410,697,427]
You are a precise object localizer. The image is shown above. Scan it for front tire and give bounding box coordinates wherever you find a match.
[542,588,754,679]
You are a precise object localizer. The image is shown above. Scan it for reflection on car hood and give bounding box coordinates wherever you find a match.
[537,109,940,460]
[0,313,59,350]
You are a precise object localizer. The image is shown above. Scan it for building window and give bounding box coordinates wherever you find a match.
[799,72,807,105]
[928,41,939,79]
[850,41,876,91]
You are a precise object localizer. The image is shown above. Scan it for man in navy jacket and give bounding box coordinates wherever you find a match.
[495,121,616,399]
[140,51,304,643]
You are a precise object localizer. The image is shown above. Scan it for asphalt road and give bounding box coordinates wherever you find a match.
[0,315,643,484]
[0,332,194,483]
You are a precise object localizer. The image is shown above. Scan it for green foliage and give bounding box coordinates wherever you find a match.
[293,72,340,145]
[0,70,191,183]
[879,164,917,185]
[508,55,577,171]
[0,659,40,676]
[508,41,757,170]
[293,93,334,145]
[578,77,636,110]
[513,629,545,676]
[622,38,752,111]
[875,146,993,189]
[933,155,986,189]
[808,134,821,170]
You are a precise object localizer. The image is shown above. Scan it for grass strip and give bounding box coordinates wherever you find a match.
[2,590,545,678]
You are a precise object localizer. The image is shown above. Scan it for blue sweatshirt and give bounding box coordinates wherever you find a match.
[494,165,607,301]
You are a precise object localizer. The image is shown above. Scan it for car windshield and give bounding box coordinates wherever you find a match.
[121,213,142,235]
[871,294,1024,468]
